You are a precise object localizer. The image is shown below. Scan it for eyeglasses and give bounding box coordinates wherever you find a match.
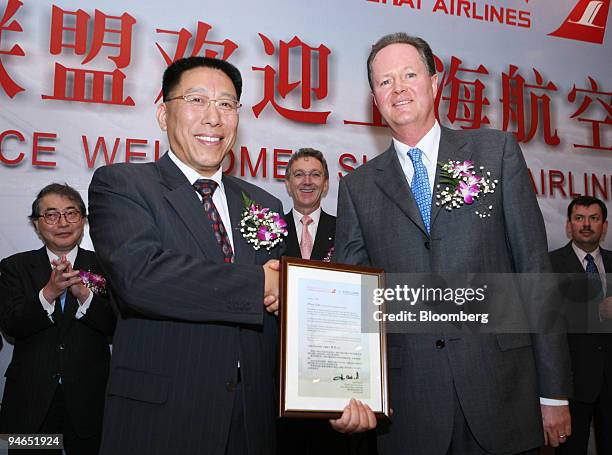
[291,171,324,180]
[165,94,242,112]
[39,210,82,225]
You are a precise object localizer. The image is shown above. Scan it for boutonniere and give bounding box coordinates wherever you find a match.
[240,193,288,251]
[435,160,498,218]
[322,246,335,263]
[78,270,107,295]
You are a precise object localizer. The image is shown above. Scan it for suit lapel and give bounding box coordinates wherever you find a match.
[31,247,53,294]
[430,126,473,227]
[311,211,334,260]
[223,176,256,265]
[561,243,587,274]
[375,143,427,234]
[283,212,301,258]
[158,154,225,262]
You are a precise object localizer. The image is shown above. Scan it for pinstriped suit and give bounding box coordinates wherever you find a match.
[0,247,115,439]
[334,126,571,454]
[88,153,283,455]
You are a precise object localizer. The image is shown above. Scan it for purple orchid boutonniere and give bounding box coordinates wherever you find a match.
[240,193,288,251]
[435,160,498,218]
[78,270,107,295]
[322,246,335,263]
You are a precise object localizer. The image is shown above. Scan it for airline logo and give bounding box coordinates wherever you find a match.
[548,0,609,44]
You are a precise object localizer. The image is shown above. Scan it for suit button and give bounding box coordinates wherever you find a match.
[59,344,65,350]
[226,381,236,392]
[424,241,430,250]
[435,339,445,349]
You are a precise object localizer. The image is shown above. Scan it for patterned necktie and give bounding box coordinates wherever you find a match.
[300,215,314,260]
[193,179,234,263]
[585,253,603,299]
[408,147,431,232]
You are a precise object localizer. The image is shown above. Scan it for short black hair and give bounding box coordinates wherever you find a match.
[285,148,329,180]
[567,196,607,222]
[162,56,243,101]
[367,33,436,90]
[29,183,87,222]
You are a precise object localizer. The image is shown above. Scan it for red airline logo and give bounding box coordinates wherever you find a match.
[549,0,609,44]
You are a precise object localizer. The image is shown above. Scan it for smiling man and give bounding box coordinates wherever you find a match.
[283,148,335,262]
[88,57,285,455]
[0,183,115,454]
[332,33,572,454]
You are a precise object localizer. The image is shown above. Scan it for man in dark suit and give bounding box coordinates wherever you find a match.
[332,33,572,453]
[550,196,611,454]
[88,57,284,455]
[0,183,116,454]
[283,148,335,262]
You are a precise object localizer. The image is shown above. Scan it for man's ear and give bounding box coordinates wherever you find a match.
[156,103,168,131]
[565,220,572,239]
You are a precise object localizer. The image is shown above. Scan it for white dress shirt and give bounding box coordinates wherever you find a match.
[169,150,235,250]
[39,245,93,320]
[292,207,321,246]
[394,121,441,192]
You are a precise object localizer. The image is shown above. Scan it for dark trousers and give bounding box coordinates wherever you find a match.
[9,385,100,455]
[555,383,612,455]
[225,378,249,455]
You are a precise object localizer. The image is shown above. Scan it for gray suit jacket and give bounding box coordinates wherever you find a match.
[335,126,571,454]
[88,153,283,455]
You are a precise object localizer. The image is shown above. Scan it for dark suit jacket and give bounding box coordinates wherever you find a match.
[335,126,571,455]
[88,153,284,455]
[0,247,115,437]
[283,209,335,261]
[549,242,612,403]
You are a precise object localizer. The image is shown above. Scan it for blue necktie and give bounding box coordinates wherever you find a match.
[408,147,431,232]
[585,253,603,299]
[59,289,67,312]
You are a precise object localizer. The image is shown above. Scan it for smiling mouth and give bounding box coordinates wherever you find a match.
[195,135,222,144]
[299,188,315,193]
[393,99,412,107]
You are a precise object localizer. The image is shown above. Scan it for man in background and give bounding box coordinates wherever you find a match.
[550,196,611,454]
[0,183,115,454]
[283,148,335,262]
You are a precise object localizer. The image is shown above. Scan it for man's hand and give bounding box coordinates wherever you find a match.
[263,259,280,315]
[329,399,377,434]
[42,256,83,303]
[66,263,91,304]
[541,404,571,447]
[599,296,612,319]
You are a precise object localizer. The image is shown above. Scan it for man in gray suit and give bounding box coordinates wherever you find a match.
[333,33,572,454]
[88,57,283,455]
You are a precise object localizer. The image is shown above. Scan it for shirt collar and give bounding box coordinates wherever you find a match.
[292,206,321,226]
[394,121,441,169]
[168,149,225,191]
[46,245,79,266]
[571,242,601,264]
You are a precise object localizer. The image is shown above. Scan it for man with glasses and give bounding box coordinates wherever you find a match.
[88,57,284,454]
[0,183,116,454]
[283,148,335,262]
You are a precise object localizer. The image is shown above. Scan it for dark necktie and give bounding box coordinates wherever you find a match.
[193,179,234,263]
[585,253,603,299]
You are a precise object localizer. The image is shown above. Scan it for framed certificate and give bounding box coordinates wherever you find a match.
[279,257,389,419]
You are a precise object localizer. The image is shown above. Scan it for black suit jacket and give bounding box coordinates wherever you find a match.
[0,247,115,437]
[283,209,335,261]
[88,153,284,455]
[549,242,612,403]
